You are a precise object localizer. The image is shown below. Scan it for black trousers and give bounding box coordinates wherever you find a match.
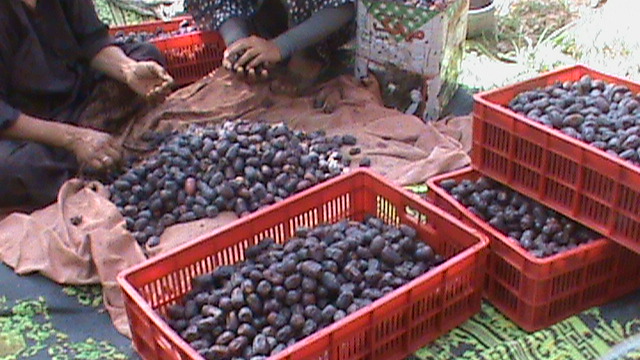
[0,42,164,208]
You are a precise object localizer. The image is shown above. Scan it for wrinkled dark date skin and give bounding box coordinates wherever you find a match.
[109,120,364,248]
[508,75,640,166]
[442,177,600,258]
[165,216,444,359]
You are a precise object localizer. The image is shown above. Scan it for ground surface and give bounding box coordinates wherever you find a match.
[460,0,640,91]
[2,262,639,360]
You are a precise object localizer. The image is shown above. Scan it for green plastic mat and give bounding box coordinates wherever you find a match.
[417,301,640,360]
[1,272,638,360]
[0,296,127,360]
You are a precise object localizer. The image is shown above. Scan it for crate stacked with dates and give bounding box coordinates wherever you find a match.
[109,16,225,86]
[427,65,640,331]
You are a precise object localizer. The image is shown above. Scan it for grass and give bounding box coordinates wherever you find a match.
[459,0,640,91]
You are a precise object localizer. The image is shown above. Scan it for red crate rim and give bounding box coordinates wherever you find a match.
[138,29,220,46]
[427,166,610,265]
[118,168,489,360]
[472,64,640,177]
[108,16,193,32]
[108,16,220,44]
[152,31,223,48]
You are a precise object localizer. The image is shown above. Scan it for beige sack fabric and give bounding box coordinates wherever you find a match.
[0,70,472,337]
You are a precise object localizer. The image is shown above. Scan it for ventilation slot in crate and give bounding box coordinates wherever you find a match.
[512,163,541,191]
[482,151,510,177]
[617,186,640,218]
[550,269,583,297]
[580,196,611,225]
[492,256,521,291]
[337,332,369,360]
[544,180,574,209]
[615,214,640,242]
[515,138,543,169]
[377,197,400,226]
[323,194,352,224]
[489,280,518,313]
[484,123,510,153]
[547,152,578,186]
[583,168,615,203]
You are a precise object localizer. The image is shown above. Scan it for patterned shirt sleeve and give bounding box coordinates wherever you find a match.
[273,4,355,59]
[288,0,355,25]
[185,0,258,31]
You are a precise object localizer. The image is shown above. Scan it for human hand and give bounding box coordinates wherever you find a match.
[223,36,281,79]
[122,61,174,100]
[70,128,123,170]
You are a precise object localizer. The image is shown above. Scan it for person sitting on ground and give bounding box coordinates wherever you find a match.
[0,0,174,209]
[185,0,355,95]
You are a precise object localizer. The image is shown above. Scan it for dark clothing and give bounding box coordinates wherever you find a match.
[186,0,355,62]
[0,141,78,208]
[0,0,164,208]
[0,0,115,129]
[0,42,163,208]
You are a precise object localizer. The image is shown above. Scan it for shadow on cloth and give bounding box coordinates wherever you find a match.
[0,69,472,338]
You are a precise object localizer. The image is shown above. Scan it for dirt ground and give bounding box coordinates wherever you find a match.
[460,0,639,91]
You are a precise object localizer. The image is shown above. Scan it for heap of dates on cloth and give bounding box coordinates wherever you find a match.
[108,120,370,248]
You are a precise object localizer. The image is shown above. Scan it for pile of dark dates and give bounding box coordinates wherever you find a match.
[440,177,600,258]
[109,120,368,248]
[113,19,198,45]
[165,217,444,360]
[508,75,640,166]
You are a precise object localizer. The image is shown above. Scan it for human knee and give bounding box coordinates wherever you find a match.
[0,142,77,207]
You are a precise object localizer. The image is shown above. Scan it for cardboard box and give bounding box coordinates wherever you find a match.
[356,0,468,121]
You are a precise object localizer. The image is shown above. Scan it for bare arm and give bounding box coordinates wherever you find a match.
[90,45,138,84]
[90,45,173,98]
[2,113,84,150]
[223,3,355,73]
[2,113,122,169]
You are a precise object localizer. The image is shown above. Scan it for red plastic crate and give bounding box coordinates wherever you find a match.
[108,16,193,36]
[473,64,640,254]
[427,167,640,332]
[118,169,488,360]
[109,17,225,86]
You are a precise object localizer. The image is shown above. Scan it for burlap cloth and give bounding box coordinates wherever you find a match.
[0,70,472,338]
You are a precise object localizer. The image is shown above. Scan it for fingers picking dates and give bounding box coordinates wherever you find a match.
[166,218,442,359]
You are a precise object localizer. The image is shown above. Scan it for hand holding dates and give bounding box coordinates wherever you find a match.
[69,128,122,171]
[122,61,174,100]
